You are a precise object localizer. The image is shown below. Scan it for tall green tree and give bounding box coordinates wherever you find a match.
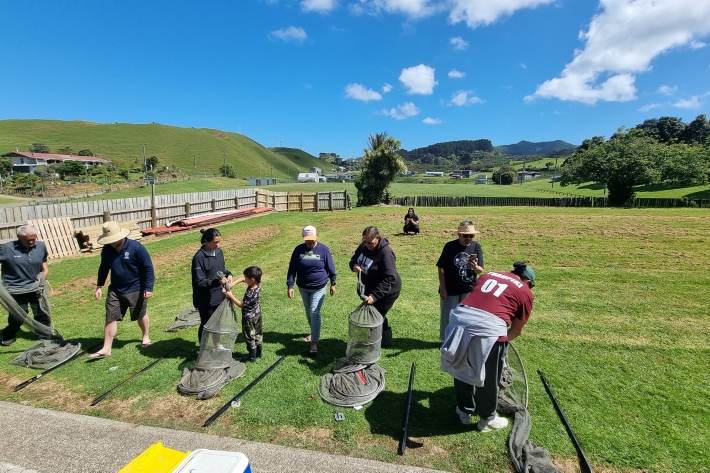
[59,160,87,178]
[561,129,665,205]
[355,132,406,206]
[0,158,12,178]
[220,163,236,178]
[146,155,159,170]
[29,143,51,153]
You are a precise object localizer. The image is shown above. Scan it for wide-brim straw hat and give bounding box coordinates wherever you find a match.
[97,221,130,244]
[457,223,480,235]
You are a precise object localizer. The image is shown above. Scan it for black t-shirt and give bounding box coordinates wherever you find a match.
[436,239,483,296]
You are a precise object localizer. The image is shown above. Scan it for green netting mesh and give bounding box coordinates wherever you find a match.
[499,342,564,473]
[346,303,383,364]
[165,307,201,332]
[177,298,246,399]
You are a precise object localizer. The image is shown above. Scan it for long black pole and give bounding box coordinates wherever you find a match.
[397,361,416,455]
[203,355,286,427]
[14,341,103,392]
[538,370,594,473]
[90,346,179,406]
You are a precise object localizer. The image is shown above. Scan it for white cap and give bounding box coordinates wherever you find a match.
[302,225,318,240]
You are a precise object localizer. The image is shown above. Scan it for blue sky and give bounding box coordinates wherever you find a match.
[1,1,709,158]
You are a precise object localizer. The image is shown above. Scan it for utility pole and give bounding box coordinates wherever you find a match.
[140,143,149,184]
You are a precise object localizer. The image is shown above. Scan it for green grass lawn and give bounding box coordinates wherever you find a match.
[1,207,708,473]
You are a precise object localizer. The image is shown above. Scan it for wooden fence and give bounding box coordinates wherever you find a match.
[0,188,348,241]
[392,195,709,208]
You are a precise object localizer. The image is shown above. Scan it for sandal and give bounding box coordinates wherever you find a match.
[140,341,152,349]
[303,335,312,342]
[88,353,109,360]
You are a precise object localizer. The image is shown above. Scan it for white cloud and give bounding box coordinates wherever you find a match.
[399,64,438,95]
[345,83,382,101]
[301,0,337,12]
[639,103,662,112]
[382,83,393,93]
[448,69,465,78]
[518,63,527,69]
[449,0,556,28]
[423,117,442,124]
[449,90,485,106]
[658,85,678,95]
[689,40,706,49]
[450,36,469,50]
[349,0,438,18]
[269,26,307,43]
[674,96,701,108]
[379,102,420,120]
[526,1,710,105]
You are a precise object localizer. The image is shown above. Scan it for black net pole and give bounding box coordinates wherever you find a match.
[203,355,286,427]
[90,346,179,406]
[397,361,416,455]
[15,341,102,391]
[538,370,594,473]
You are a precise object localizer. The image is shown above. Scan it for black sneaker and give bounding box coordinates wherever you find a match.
[1,336,16,346]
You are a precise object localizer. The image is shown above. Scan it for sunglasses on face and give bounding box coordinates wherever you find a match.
[460,234,474,239]
[363,237,378,245]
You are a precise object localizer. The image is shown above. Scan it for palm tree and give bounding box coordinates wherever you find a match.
[355,132,406,206]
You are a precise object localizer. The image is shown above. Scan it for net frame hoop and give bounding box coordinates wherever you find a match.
[508,340,529,409]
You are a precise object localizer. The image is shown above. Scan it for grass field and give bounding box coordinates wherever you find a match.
[67,176,710,205]
[0,207,708,472]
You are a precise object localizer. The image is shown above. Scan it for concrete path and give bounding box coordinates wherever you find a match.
[0,401,449,473]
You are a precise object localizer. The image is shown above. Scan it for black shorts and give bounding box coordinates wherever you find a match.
[105,289,148,322]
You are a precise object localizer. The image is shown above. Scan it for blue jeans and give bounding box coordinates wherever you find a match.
[298,285,327,343]
[440,292,470,341]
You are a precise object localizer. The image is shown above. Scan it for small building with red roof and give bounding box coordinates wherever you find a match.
[1,150,110,174]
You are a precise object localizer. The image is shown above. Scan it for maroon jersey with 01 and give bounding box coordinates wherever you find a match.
[459,271,534,341]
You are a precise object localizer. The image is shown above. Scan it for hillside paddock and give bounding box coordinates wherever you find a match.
[0,207,708,473]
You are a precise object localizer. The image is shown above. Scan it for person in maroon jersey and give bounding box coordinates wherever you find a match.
[440,262,535,432]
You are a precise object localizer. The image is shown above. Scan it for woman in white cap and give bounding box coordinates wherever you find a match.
[436,220,484,341]
[286,225,337,356]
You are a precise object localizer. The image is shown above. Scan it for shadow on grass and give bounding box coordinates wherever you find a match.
[365,386,473,441]
[261,330,347,373]
[381,337,442,358]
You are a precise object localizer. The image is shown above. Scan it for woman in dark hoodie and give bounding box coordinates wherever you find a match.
[191,228,232,342]
[349,226,402,347]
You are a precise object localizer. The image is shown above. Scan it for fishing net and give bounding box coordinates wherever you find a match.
[499,342,563,473]
[9,339,81,369]
[318,357,387,408]
[319,272,387,408]
[345,302,383,364]
[165,307,201,332]
[0,276,80,369]
[177,298,246,400]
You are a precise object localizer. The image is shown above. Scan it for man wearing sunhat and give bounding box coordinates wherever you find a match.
[440,262,535,432]
[90,221,155,359]
[436,220,484,341]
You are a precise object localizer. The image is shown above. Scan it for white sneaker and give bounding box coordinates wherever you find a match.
[455,406,472,425]
[477,413,509,432]
[216,345,230,351]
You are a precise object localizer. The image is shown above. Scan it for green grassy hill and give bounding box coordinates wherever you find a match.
[0,119,324,179]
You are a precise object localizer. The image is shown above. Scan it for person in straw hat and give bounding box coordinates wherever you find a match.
[436,220,484,342]
[89,221,155,359]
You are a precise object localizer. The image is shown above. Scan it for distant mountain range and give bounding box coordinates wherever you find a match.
[494,140,577,156]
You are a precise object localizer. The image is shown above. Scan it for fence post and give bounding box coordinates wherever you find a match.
[315,193,320,212]
[185,202,191,218]
[103,211,111,222]
[299,193,304,212]
[329,191,333,211]
[235,196,239,209]
[211,198,216,212]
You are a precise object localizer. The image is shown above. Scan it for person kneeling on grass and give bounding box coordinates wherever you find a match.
[440,262,535,432]
[223,266,263,363]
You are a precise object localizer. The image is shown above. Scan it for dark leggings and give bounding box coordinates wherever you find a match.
[454,341,508,421]
[373,294,399,332]
[197,304,220,343]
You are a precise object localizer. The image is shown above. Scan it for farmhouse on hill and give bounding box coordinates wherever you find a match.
[297,172,325,183]
[2,151,110,174]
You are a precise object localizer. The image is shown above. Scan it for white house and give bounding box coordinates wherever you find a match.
[425,171,444,177]
[310,167,322,174]
[297,172,320,183]
[2,151,110,174]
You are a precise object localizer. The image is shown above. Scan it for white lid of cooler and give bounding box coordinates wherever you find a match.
[172,449,250,473]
